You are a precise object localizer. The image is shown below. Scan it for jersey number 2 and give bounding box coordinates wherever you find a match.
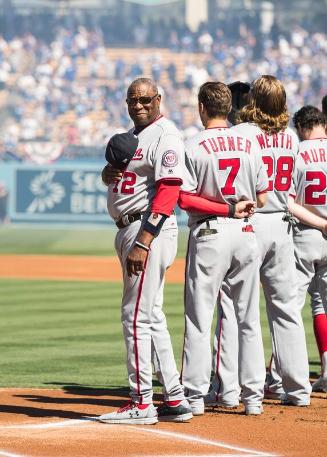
[112,171,136,194]
[219,158,240,195]
[304,171,326,205]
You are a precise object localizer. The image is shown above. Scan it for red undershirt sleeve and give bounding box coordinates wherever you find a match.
[178,191,230,216]
[151,178,182,216]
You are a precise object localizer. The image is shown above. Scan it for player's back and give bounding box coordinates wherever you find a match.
[183,127,267,225]
[293,138,327,219]
[232,123,299,213]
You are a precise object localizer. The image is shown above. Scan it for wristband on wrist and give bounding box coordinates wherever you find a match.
[228,204,236,218]
[143,213,168,237]
[135,241,150,252]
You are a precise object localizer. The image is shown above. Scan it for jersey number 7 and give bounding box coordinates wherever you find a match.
[219,158,240,195]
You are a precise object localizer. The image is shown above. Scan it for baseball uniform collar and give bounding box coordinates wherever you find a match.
[133,114,164,135]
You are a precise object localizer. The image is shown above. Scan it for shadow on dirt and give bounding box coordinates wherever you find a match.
[7,383,164,419]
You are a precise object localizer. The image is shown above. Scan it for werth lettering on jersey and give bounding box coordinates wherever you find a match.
[232,123,299,213]
[300,147,327,165]
[199,136,251,155]
[256,132,293,150]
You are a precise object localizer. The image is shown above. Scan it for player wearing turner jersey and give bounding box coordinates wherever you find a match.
[289,106,327,393]
[180,82,268,417]
[206,76,311,408]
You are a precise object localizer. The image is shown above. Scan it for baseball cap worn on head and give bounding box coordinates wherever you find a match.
[228,81,251,111]
[105,132,139,169]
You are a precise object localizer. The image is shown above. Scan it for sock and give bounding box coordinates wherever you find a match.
[313,314,327,375]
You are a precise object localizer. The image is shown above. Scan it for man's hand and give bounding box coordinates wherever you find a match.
[126,245,149,277]
[101,164,124,186]
[234,200,256,219]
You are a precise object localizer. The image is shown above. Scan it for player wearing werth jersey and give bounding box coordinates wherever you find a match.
[207,76,311,407]
[180,82,268,417]
[99,78,192,424]
[289,106,327,393]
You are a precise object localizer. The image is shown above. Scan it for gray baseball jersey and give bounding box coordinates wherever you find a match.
[292,138,327,316]
[109,115,186,405]
[181,127,267,412]
[182,127,269,226]
[107,115,185,221]
[232,123,299,213]
[208,126,311,406]
[292,138,327,218]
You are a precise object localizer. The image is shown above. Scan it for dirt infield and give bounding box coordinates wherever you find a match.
[0,388,326,457]
[0,255,327,456]
[0,254,184,283]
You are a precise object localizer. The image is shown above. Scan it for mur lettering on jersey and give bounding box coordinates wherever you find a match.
[300,148,327,165]
[199,136,251,155]
[256,132,293,150]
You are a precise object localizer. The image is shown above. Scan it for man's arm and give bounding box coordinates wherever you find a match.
[126,179,181,277]
[288,196,327,234]
[256,192,267,208]
[178,191,256,219]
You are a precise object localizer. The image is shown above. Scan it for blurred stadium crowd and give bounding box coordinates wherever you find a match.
[0,14,326,161]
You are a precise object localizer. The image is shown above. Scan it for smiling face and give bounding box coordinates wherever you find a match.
[126,82,161,128]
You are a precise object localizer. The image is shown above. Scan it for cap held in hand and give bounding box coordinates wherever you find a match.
[105,132,139,170]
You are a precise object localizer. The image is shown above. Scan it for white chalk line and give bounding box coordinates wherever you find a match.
[0,418,278,457]
[129,426,277,457]
[0,450,27,457]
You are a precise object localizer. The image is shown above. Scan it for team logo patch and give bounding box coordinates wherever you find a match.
[162,150,178,167]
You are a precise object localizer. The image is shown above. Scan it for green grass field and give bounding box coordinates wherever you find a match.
[0,278,320,388]
[0,226,189,257]
[0,226,321,388]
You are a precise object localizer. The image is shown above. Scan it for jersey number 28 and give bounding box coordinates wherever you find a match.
[262,156,294,192]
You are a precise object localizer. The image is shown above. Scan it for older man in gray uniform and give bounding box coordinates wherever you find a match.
[99,77,192,424]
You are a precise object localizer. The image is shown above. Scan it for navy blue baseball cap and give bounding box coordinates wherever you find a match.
[105,132,139,169]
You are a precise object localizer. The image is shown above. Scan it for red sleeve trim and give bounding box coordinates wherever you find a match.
[178,191,229,216]
[151,180,181,216]
[156,177,183,184]
[289,193,296,198]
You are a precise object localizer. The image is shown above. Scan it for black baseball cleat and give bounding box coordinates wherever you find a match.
[157,399,193,422]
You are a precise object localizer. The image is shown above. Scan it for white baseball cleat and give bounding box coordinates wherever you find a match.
[157,399,193,422]
[280,394,310,406]
[204,390,239,408]
[189,401,205,416]
[98,402,158,424]
[311,376,327,393]
[245,405,263,416]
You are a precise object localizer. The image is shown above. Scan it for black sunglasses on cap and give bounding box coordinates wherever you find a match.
[126,93,159,106]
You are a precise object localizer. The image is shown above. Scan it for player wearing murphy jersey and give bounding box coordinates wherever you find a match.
[290,106,327,393]
[180,82,268,417]
[99,78,192,425]
[207,76,311,408]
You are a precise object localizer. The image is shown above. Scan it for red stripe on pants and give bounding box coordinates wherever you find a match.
[133,254,149,403]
